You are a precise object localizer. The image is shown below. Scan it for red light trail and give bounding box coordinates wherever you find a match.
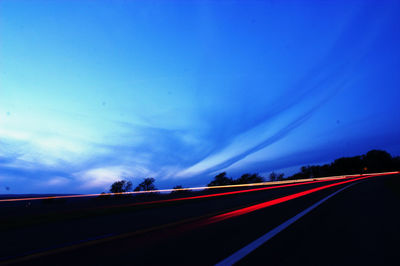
[110,176,363,208]
[0,172,397,204]
[0,175,357,203]
[199,173,389,226]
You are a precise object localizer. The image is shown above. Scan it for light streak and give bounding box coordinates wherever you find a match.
[215,182,358,266]
[104,176,361,208]
[0,171,397,203]
[100,172,398,210]
[0,176,357,204]
[0,172,396,264]
[199,172,397,226]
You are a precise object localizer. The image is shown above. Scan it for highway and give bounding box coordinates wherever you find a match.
[1,172,399,265]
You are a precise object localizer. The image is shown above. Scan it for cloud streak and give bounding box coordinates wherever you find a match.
[1,0,400,192]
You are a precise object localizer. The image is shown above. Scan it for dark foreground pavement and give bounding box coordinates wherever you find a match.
[1,174,399,265]
[239,173,400,266]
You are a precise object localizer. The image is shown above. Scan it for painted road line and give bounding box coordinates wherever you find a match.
[201,174,377,226]
[3,173,395,265]
[215,182,358,266]
[1,175,377,264]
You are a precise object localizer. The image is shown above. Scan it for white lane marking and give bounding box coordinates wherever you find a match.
[215,182,357,266]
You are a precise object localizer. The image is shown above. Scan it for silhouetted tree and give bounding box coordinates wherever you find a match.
[300,166,312,178]
[285,149,398,180]
[318,164,331,177]
[269,172,284,181]
[331,156,363,175]
[393,156,400,170]
[363,150,392,172]
[204,150,398,188]
[235,173,265,184]
[207,172,234,187]
[109,180,133,193]
[288,173,303,180]
[134,178,157,192]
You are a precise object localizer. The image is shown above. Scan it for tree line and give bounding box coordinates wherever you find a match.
[286,149,400,180]
[107,149,400,194]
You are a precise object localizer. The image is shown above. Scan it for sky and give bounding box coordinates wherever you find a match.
[1,0,400,194]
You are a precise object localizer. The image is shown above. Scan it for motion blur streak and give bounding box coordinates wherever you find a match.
[0,175,362,203]
[103,177,360,209]
[1,172,397,203]
[200,173,396,226]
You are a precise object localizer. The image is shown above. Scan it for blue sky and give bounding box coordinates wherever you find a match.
[1,0,400,194]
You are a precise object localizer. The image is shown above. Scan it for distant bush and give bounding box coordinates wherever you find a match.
[269,172,284,181]
[170,185,191,195]
[236,173,265,184]
[207,172,265,187]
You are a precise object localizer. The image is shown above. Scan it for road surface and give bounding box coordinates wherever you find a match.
[1,173,399,265]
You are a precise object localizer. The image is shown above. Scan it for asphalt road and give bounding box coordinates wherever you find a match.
[1,173,399,265]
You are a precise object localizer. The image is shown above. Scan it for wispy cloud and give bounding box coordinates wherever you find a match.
[1,0,399,193]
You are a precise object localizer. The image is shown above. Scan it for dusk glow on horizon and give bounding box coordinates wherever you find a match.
[1,0,400,194]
